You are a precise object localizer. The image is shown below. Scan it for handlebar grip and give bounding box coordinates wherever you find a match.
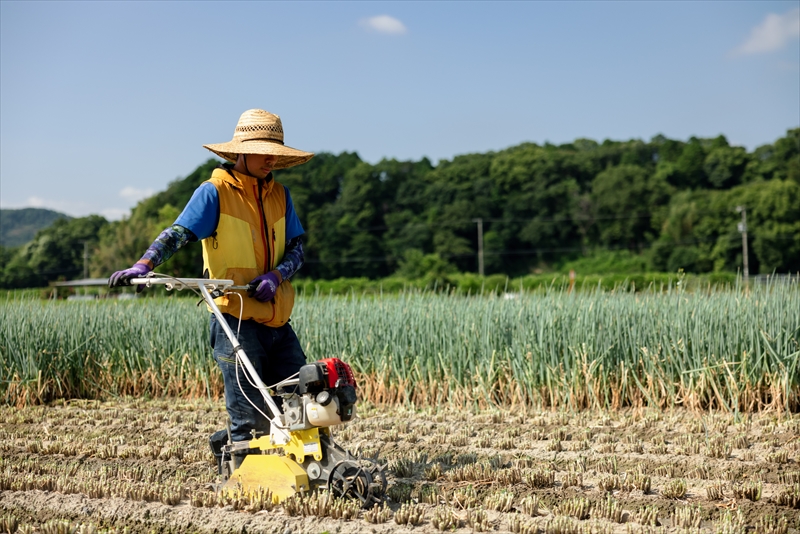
[246,282,258,297]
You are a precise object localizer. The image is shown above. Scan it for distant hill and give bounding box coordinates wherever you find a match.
[0,208,72,247]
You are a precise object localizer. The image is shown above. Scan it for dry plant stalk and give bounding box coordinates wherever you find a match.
[635,505,659,526]
[754,516,789,534]
[554,496,591,520]
[544,515,590,534]
[706,481,725,501]
[1,515,19,534]
[671,505,702,528]
[732,480,762,502]
[508,515,538,534]
[519,495,540,516]
[451,485,479,510]
[468,508,490,532]
[394,502,425,526]
[661,478,687,499]
[593,495,623,523]
[484,490,515,512]
[430,506,460,531]
[524,466,556,488]
[775,483,800,509]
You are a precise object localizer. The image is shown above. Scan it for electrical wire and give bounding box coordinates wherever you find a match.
[227,290,244,343]
[302,232,800,265]
[222,290,297,432]
[267,373,300,390]
[233,358,273,429]
[224,289,277,430]
[120,275,294,436]
[141,277,277,437]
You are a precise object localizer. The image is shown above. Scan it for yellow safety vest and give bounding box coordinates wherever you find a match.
[201,168,294,327]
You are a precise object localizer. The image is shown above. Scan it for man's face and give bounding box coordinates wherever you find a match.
[237,153,278,179]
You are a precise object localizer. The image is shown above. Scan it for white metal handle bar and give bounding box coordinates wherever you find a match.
[128,276,249,292]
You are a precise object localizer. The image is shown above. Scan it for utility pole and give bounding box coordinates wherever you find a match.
[736,206,748,282]
[83,241,89,280]
[472,218,484,277]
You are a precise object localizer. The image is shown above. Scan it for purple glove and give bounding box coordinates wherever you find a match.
[108,263,151,292]
[249,271,281,302]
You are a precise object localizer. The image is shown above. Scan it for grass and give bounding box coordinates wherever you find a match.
[290,271,740,296]
[1,279,798,410]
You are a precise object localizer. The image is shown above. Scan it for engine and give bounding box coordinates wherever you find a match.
[282,358,358,431]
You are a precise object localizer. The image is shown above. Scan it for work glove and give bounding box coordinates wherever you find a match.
[108,263,151,292]
[248,271,281,302]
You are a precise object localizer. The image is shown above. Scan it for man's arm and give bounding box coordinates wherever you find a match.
[108,224,196,288]
[275,236,304,282]
[276,185,305,282]
[247,236,304,302]
[109,181,218,288]
[137,224,197,270]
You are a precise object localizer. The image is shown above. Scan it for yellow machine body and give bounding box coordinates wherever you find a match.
[222,427,327,501]
[249,427,325,464]
[222,455,308,502]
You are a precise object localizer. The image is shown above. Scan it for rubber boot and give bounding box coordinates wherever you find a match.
[209,429,230,475]
[219,451,250,482]
[231,451,248,471]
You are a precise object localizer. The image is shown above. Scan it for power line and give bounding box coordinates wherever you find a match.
[304,231,799,265]
[323,213,660,234]
[304,234,780,265]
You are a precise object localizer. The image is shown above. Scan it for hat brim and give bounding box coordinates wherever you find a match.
[203,140,314,170]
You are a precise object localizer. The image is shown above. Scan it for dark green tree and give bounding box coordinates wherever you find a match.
[704,145,747,189]
[2,216,108,287]
[591,164,671,250]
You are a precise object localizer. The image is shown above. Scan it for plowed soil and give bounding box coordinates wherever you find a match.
[1,399,798,533]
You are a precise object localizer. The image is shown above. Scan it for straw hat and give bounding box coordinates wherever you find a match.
[203,109,314,170]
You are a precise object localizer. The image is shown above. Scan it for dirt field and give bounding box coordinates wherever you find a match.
[1,399,798,533]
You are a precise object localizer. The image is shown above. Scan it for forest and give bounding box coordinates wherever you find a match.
[1,129,798,289]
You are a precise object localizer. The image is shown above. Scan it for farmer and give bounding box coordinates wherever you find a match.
[108,109,312,468]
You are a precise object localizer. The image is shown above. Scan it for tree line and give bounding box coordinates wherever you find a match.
[2,129,798,288]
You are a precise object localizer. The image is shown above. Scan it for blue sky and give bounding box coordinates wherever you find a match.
[1,1,798,220]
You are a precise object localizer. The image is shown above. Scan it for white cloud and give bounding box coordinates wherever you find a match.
[27,196,47,208]
[23,196,90,217]
[119,186,155,202]
[359,15,407,35]
[100,208,130,221]
[732,8,800,56]
[12,196,131,221]
[15,194,135,220]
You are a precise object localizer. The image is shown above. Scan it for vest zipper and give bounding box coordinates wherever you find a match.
[254,183,271,273]
[272,228,277,268]
[268,227,278,321]
[256,179,276,318]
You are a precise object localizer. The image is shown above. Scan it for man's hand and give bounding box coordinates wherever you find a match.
[108,263,151,292]
[249,271,282,302]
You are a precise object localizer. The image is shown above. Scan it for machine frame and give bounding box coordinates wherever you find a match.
[129,274,386,505]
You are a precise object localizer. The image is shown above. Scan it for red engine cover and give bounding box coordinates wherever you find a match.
[320,358,356,389]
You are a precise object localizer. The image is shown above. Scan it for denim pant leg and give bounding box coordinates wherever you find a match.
[257,321,307,394]
[210,314,271,442]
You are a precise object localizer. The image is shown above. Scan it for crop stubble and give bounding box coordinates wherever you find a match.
[0,400,798,533]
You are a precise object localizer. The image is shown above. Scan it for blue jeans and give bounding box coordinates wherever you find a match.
[210,313,306,442]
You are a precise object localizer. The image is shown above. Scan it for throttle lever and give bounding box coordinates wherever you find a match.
[245,282,258,298]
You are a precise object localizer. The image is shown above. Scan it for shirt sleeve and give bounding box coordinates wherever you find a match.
[284,186,305,241]
[137,225,195,269]
[275,236,304,281]
[173,182,220,241]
